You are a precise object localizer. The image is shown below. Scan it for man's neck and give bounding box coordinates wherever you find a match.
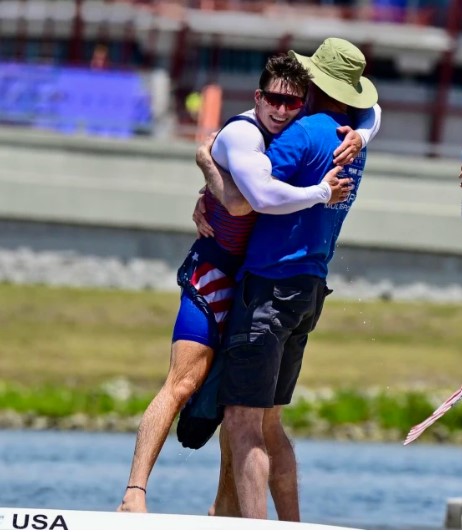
[325,101,348,114]
[309,90,348,115]
[310,101,348,115]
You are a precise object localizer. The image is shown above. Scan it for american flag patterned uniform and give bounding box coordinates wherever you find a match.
[189,257,237,337]
[183,188,257,336]
[181,113,267,337]
[203,187,257,256]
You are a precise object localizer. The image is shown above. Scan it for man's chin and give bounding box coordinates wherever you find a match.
[268,124,285,134]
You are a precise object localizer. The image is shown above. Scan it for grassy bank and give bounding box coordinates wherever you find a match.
[2,283,462,440]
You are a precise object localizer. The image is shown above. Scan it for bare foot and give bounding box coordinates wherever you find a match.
[211,498,241,517]
[117,492,147,513]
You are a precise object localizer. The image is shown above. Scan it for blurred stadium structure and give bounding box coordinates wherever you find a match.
[0,0,460,295]
[0,0,460,156]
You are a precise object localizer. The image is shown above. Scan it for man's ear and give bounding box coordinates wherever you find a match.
[254,89,262,106]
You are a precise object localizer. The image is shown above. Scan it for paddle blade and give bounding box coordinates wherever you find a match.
[403,386,462,445]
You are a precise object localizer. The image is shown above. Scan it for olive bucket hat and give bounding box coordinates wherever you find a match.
[289,38,378,109]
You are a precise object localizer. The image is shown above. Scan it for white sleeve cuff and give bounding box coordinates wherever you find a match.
[355,130,367,148]
[318,181,332,203]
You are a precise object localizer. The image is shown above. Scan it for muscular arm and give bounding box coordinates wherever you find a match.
[201,120,332,215]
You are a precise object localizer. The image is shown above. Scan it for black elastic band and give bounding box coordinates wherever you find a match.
[126,485,146,494]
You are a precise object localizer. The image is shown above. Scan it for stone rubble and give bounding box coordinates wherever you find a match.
[1,247,462,302]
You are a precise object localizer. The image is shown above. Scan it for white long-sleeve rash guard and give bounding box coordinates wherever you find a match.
[210,104,381,215]
[355,103,382,148]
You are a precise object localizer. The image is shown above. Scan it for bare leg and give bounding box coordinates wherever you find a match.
[210,406,299,520]
[208,424,241,517]
[224,405,268,519]
[263,406,300,522]
[117,340,213,512]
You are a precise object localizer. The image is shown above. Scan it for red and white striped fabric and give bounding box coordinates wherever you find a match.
[190,261,236,336]
[403,385,462,445]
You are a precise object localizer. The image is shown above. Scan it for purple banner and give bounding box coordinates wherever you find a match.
[0,63,152,137]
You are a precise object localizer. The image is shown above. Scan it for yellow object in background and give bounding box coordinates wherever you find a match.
[185,91,203,120]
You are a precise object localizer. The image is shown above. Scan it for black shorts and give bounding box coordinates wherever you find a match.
[218,273,331,408]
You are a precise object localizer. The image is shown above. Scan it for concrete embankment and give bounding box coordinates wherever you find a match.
[1,410,462,445]
[0,126,461,299]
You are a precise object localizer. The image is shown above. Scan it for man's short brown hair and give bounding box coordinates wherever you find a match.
[259,54,311,98]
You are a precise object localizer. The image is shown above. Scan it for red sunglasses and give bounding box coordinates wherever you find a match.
[261,90,305,111]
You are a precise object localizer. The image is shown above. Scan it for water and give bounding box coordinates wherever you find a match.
[1,430,461,529]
